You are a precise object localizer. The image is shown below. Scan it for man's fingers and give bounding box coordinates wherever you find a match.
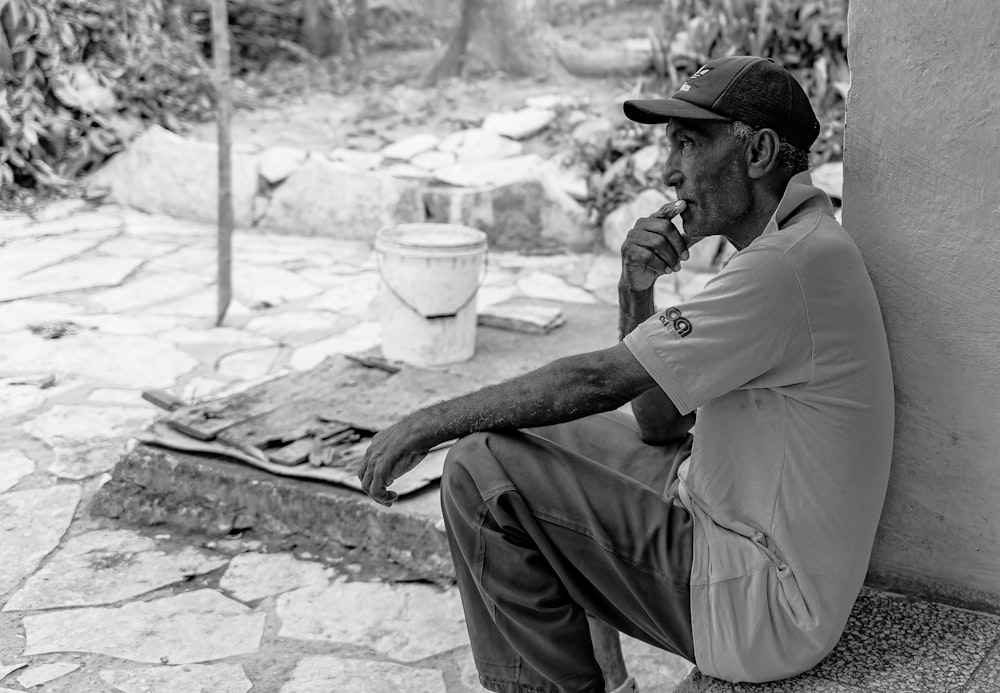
[650,199,690,265]
[628,226,686,272]
[651,198,687,220]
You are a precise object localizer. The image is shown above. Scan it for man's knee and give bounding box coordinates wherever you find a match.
[441,432,493,510]
[442,430,524,510]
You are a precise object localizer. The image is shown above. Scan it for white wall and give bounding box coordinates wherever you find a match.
[846,2,1000,609]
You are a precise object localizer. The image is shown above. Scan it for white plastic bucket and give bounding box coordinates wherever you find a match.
[375,223,488,366]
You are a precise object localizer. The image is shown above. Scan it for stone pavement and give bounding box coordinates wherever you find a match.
[0,201,700,691]
[3,201,1000,693]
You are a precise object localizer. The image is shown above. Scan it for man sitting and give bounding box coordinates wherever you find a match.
[357,55,893,692]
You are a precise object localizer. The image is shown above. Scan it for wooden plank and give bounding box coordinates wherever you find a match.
[267,438,314,467]
[318,366,484,431]
[165,357,389,441]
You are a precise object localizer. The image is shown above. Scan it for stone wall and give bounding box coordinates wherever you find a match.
[846,2,1000,609]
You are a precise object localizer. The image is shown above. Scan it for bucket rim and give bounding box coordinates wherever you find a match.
[375,223,487,253]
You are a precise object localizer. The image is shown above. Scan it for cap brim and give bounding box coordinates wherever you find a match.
[623,98,730,124]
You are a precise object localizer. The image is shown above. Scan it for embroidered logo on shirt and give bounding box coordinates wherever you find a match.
[658,306,693,338]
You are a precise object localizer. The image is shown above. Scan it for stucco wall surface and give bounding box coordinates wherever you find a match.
[845,3,1000,608]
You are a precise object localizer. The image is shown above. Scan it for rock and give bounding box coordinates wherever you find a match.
[549,164,590,201]
[233,265,322,306]
[87,388,145,405]
[33,198,89,222]
[515,272,598,304]
[0,331,197,389]
[410,149,457,171]
[243,311,341,341]
[811,160,844,201]
[100,663,252,693]
[276,581,468,662]
[22,404,155,444]
[0,211,122,240]
[307,273,381,314]
[260,156,424,240]
[4,529,227,611]
[572,116,615,147]
[49,438,131,480]
[93,125,258,228]
[0,230,110,277]
[380,133,440,161]
[0,375,82,420]
[258,145,308,185]
[382,162,435,180]
[79,314,182,336]
[86,271,212,313]
[436,152,550,189]
[0,256,143,302]
[433,154,546,188]
[0,486,80,599]
[482,107,556,140]
[16,661,80,688]
[632,144,662,174]
[289,323,380,371]
[425,166,596,252]
[279,656,446,693]
[219,552,333,602]
[602,188,672,253]
[438,128,523,163]
[328,147,384,170]
[147,287,251,321]
[23,589,265,664]
[216,346,286,380]
[0,299,82,332]
[0,450,34,493]
[525,93,580,110]
[0,662,26,681]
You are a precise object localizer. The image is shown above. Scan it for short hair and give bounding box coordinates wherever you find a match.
[729,121,810,176]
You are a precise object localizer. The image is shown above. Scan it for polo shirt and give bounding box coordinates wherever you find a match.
[623,173,894,682]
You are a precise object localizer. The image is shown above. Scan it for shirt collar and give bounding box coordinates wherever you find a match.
[766,171,835,233]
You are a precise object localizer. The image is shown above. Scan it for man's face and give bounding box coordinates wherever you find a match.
[662,118,754,239]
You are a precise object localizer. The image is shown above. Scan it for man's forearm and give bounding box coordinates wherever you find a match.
[618,280,693,443]
[402,349,642,451]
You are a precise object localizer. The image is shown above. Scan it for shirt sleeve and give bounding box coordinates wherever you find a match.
[623,247,812,415]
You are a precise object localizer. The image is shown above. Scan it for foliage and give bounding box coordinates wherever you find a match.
[578,0,848,225]
[661,0,848,162]
[0,0,213,195]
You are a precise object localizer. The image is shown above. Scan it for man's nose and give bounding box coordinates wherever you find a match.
[661,147,682,187]
[661,165,683,189]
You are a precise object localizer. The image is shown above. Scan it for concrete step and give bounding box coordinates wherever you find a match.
[673,588,1000,692]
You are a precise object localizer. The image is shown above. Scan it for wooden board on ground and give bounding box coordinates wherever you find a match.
[136,423,449,497]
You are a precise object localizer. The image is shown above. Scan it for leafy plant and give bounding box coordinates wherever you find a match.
[576,0,849,225]
[661,0,848,162]
[0,0,214,198]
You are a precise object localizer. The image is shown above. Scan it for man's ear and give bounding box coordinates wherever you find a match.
[745,128,781,179]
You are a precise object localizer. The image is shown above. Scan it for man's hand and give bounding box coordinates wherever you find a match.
[357,420,429,507]
[621,199,691,292]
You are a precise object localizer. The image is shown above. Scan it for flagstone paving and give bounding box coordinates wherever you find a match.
[1,200,997,692]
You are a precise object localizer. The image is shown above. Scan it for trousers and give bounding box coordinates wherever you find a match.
[440,410,696,693]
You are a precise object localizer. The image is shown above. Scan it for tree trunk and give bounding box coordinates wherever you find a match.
[301,0,367,58]
[424,0,656,86]
[424,0,564,84]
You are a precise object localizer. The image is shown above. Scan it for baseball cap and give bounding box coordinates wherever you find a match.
[623,55,820,151]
